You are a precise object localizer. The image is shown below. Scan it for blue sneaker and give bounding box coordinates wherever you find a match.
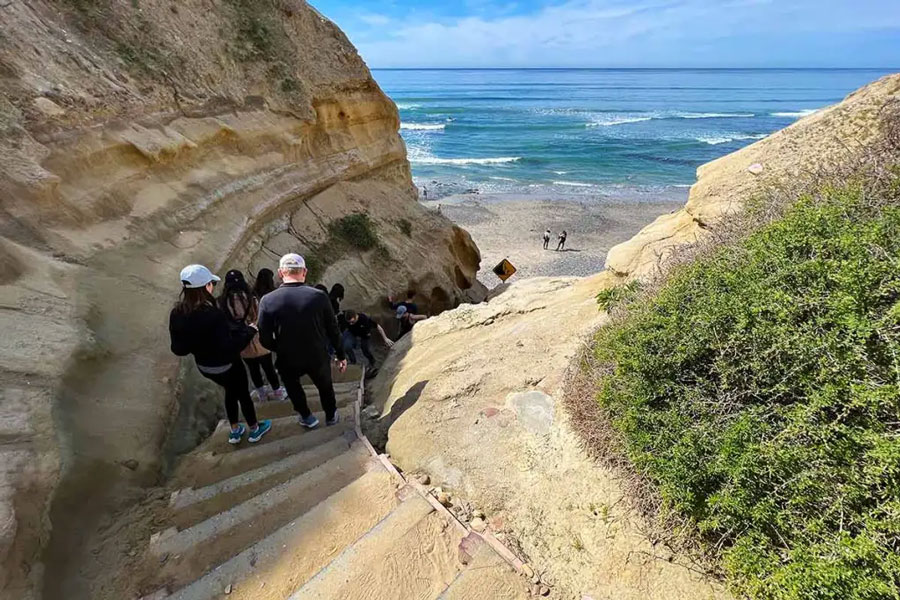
[247,420,272,443]
[298,414,320,429]
[326,413,341,426]
[228,424,246,445]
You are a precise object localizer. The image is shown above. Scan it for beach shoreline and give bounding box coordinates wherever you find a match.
[424,191,687,283]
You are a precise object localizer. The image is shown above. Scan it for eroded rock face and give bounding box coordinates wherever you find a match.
[0,2,479,597]
[371,274,731,600]
[605,73,900,279]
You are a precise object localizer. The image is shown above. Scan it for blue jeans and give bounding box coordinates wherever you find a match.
[342,330,375,366]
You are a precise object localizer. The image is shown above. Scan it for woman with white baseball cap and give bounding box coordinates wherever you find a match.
[169,264,272,444]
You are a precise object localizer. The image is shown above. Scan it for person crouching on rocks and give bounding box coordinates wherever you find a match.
[219,269,287,403]
[395,305,427,339]
[343,309,394,377]
[169,264,273,445]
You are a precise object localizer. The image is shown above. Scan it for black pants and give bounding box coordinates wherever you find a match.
[277,359,338,420]
[557,238,566,251]
[244,353,280,389]
[200,361,258,427]
[543,238,549,249]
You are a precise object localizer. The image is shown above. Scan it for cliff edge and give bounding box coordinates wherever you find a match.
[0,2,480,598]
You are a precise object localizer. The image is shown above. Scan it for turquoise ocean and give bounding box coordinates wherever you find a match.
[371,69,896,200]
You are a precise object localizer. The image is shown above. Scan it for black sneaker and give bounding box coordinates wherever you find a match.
[326,413,341,426]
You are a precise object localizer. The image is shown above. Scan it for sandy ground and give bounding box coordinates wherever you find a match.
[424,192,686,283]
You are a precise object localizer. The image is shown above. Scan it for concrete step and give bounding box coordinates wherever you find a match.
[288,492,463,600]
[149,444,375,592]
[167,435,353,531]
[173,419,356,489]
[157,469,401,600]
[438,538,529,600]
[202,406,355,449]
[254,388,358,421]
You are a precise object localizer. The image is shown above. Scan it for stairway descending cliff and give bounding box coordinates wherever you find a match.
[137,366,527,600]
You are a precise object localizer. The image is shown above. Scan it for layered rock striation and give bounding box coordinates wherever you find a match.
[0,2,479,597]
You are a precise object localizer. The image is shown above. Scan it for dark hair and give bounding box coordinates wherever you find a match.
[219,270,254,323]
[344,309,358,320]
[329,283,345,302]
[174,286,216,315]
[314,284,328,293]
[253,268,277,299]
[406,289,416,300]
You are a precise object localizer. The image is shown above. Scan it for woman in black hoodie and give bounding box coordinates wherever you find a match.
[169,264,272,445]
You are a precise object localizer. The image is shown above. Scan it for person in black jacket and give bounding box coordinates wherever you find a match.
[169,264,272,445]
[258,254,347,429]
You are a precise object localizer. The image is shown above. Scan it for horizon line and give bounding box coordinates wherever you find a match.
[370,66,899,71]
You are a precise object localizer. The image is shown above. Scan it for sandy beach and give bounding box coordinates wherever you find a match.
[424,192,686,284]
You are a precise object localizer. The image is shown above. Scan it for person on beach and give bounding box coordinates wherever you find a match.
[542,229,551,250]
[342,309,394,374]
[556,230,568,251]
[169,264,272,445]
[219,270,286,403]
[396,305,427,339]
[253,268,277,299]
[257,254,347,429]
[423,186,428,200]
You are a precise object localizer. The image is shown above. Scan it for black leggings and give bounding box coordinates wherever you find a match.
[200,361,258,427]
[244,353,280,389]
[277,359,338,421]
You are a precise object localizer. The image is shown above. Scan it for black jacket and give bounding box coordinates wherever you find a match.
[169,303,257,368]
[258,283,346,366]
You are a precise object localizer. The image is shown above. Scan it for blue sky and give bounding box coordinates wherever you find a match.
[310,0,900,68]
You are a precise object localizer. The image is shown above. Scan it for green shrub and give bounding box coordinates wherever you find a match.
[592,184,900,600]
[328,214,380,251]
[596,280,642,311]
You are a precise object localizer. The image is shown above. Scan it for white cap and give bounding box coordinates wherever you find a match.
[279,253,306,270]
[180,264,220,288]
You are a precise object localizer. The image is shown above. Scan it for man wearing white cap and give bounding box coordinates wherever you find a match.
[258,253,347,428]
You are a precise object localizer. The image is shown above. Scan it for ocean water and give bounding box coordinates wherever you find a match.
[371,68,896,200]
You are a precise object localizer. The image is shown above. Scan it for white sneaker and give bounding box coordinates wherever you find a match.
[250,387,267,402]
[270,386,287,401]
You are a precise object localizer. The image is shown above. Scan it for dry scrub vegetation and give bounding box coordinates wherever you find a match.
[568,103,900,600]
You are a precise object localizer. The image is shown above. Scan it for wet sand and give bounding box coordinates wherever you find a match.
[424,193,686,283]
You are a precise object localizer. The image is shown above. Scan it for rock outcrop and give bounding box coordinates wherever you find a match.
[371,274,731,600]
[606,73,900,279]
[0,2,480,598]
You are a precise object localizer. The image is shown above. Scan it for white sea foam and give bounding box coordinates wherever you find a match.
[395,103,421,110]
[678,112,755,119]
[696,133,767,145]
[586,115,653,127]
[411,154,521,165]
[553,171,569,175]
[553,180,593,187]
[401,123,446,131]
[490,176,517,181]
[771,109,818,118]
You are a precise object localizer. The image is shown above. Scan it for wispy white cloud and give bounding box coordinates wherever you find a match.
[321,0,900,67]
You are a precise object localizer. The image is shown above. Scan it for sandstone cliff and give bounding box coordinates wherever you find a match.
[606,73,900,279]
[0,2,479,598]
[371,74,900,599]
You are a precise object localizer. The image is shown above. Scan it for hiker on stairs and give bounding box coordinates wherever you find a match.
[219,269,287,402]
[257,254,348,429]
[169,264,273,445]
